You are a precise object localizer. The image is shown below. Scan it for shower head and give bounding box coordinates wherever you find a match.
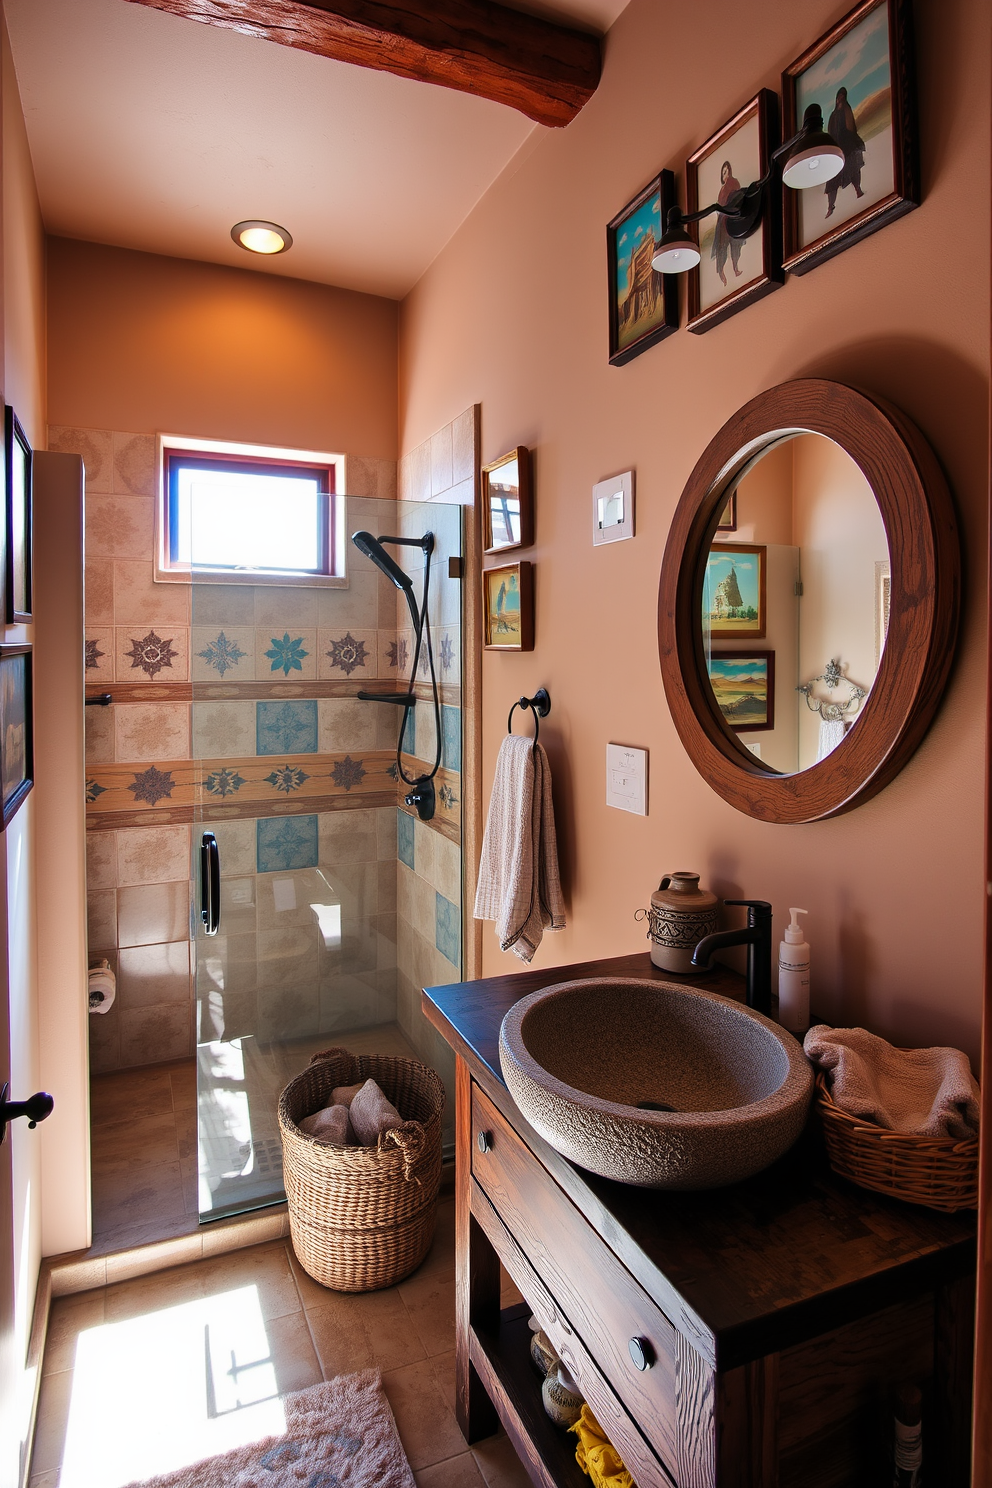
[351,531,414,592]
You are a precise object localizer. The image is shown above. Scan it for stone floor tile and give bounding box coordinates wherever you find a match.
[382,1357,468,1470]
[42,1293,106,1376]
[471,1433,535,1488]
[398,1269,457,1357]
[415,1452,487,1487]
[196,1240,302,1321]
[30,1371,74,1476]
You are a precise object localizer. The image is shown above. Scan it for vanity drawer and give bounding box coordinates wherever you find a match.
[472,1081,699,1481]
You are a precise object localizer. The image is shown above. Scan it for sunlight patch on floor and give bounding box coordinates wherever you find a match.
[59,1285,287,1488]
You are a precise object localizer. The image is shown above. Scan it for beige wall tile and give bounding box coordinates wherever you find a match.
[86,495,154,559]
[117,825,190,886]
[86,831,118,890]
[431,424,453,497]
[189,584,253,627]
[318,809,377,864]
[447,476,475,507]
[88,1006,121,1073]
[85,557,114,625]
[114,560,191,625]
[85,706,115,764]
[119,1003,191,1067]
[255,627,316,680]
[115,627,189,683]
[87,887,117,949]
[433,835,461,905]
[113,432,156,496]
[200,818,255,877]
[117,881,190,948]
[118,941,192,1008]
[49,425,113,492]
[343,454,376,497]
[398,449,413,503]
[192,699,254,758]
[408,441,431,504]
[115,702,190,762]
[317,627,377,681]
[376,806,398,859]
[85,630,115,684]
[414,819,436,885]
[451,409,476,487]
[378,859,397,913]
[317,569,378,630]
[253,586,318,629]
[376,459,398,502]
[318,698,376,753]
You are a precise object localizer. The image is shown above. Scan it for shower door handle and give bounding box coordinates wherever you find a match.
[200,831,221,937]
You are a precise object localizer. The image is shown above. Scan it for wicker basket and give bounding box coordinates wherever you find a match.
[813,1071,978,1213]
[278,1047,444,1292]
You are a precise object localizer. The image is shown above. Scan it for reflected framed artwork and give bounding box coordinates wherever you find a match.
[782,0,917,276]
[607,171,678,367]
[687,90,782,334]
[483,561,533,651]
[4,408,32,624]
[0,645,33,827]
[483,447,532,553]
[708,650,775,732]
[703,543,766,639]
[716,491,737,532]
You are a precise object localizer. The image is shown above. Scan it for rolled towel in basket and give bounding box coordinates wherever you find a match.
[299,1103,354,1146]
[349,1078,404,1147]
[332,1082,364,1108]
[804,1024,980,1140]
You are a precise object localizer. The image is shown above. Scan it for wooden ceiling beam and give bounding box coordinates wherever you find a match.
[123,0,602,127]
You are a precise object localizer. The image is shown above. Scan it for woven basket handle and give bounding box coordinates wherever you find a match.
[382,1121,427,1183]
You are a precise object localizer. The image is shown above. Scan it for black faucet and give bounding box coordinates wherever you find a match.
[691,900,773,1016]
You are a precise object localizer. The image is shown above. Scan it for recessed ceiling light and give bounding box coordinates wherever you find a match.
[231,220,293,255]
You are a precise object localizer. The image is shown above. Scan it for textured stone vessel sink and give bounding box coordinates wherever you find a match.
[498,978,813,1189]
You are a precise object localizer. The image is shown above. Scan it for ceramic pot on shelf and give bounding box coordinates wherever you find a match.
[542,1363,583,1429]
[635,872,718,974]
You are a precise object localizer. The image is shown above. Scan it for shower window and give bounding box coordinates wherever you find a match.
[156,438,346,584]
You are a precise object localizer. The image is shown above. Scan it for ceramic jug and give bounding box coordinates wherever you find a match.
[636,872,718,974]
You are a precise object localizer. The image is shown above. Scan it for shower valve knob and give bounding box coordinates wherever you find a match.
[0,1083,54,1145]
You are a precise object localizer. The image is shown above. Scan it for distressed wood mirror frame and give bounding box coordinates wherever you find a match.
[658,379,960,824]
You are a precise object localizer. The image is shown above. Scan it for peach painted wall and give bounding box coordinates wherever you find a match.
[399,0,991,1065]
[47,238,398,458]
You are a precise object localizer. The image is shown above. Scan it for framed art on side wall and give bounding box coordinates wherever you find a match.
[708,650,776,732]
[782,0,918,276]
[483,447,533,553]
[0,645,33,827]
[483,562,534,651]
[703,543,766,639]
[687,90,782,334]
[607,171,678,367]
[5,407,32,624]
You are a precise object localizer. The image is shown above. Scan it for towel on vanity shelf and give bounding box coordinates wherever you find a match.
[349,1078,404,1147]
[299,1103,354,1146]
[473,734,566,963]
[804,1024,980,1140]
[569,1405,634,1488]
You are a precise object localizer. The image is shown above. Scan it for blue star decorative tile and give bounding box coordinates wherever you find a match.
[442,706,461,773]
[198,631,247,677]
[397,809,415,870]
[435,891,461,968]
[256,700,318,755]
[265,633,309,676]
[256,815,319,873]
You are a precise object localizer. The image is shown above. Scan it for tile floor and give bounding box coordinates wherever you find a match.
[32,1196,532,1488]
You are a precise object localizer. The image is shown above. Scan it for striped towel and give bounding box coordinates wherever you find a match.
[473,734,565,962]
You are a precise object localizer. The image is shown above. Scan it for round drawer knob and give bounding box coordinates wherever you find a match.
[477,1130,493,1154]
[628,1336,654,1372]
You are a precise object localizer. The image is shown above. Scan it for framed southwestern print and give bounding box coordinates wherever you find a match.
[5,408,32,624]
[607,171,678,367]
[782,0,918,276]
[483,562,534,651]
[702,543,766,639]
[0,645,32,827]
[687,90,782,334]
[708,650,776,732]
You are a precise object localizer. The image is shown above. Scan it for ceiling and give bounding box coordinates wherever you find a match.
[6,0,628,300]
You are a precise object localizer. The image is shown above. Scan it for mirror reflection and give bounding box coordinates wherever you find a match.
[485,453,521,549]
[702,433,890,775]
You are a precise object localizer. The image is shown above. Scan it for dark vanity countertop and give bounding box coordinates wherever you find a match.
[423,951,976,1369]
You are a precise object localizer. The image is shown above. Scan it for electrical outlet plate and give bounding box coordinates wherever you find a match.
[606,743,647,814]
[593,471,634,545]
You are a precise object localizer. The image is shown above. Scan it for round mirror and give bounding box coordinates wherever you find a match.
[659,380,959,823]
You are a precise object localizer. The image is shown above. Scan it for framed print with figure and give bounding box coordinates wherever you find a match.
[687,90,782,334]
[0,645,32,827]
[483,562,533,651]
[607,171,679,367]
[703,542,766,639]
[782,0,918,276]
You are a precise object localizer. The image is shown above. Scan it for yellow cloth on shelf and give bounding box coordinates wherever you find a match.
[569,1404,635,1488]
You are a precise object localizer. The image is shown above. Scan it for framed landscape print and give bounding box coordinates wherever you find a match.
[703,543,766,639]
[708,651,776,731]
[0,645,33,827]
[607,171,678,367]
[5,408,32,624]
[483,562,534,651]
[483,447,532,553]
[687,90,782,334]
[782,0,918,276]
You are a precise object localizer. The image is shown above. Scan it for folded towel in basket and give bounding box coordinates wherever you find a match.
[473,734,566,963]
[300,1104,354,1146]
[349,1079,404,1147]
[804,1024,980,1140]
[332,1083,364,1108]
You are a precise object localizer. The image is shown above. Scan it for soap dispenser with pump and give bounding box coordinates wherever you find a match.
[778,908,810,1034]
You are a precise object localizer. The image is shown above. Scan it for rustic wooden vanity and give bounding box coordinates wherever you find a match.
[423,951,976,1488]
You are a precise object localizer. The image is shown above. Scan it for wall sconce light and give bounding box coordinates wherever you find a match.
[652,105,845,274]
[231,220,293,255]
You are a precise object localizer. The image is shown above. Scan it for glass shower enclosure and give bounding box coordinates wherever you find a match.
[190,493,464,1221]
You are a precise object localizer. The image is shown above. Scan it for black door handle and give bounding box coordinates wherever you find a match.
[0,1082,54,1144]
[200,831,221,937]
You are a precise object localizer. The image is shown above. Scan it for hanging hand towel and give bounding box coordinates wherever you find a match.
[816,717,846,761]
[804,1024,980,1140]
[474,734,565,963]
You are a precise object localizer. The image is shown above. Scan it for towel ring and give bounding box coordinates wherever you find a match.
[507,688,551,742]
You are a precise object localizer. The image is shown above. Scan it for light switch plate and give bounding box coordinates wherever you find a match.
[606,743,647,814]
[593,471,634,545]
